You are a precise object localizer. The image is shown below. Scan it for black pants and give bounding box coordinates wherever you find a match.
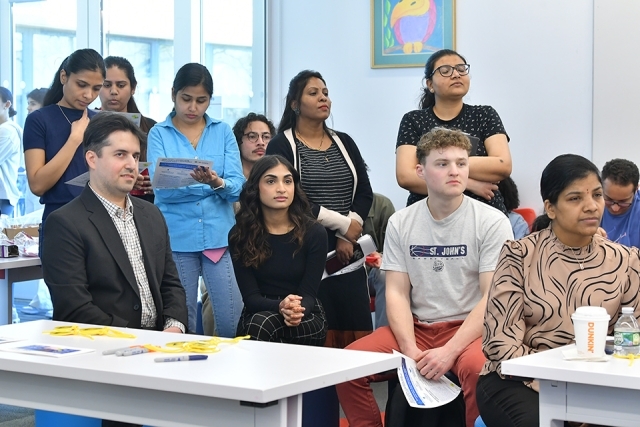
[476,372,539,427]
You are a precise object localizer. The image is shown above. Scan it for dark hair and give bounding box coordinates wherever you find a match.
[83,112,146,157]
[538,154,601,226]
[229,155,313,269]
[104,56,140,114]
[531,214,551,232]
[601,158,640,189]
[0,87,16,118]
[232,113,276,145]
[277,70,327,133]
[44,48,105,107]
[172,63,213,97]
[498,177,520,212]
[419,49,467,110]
[541,154,601,204]
[27,88,48,105]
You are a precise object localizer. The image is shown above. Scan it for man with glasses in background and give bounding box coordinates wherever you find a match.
[232,113,276,179]
[601,158,640,248]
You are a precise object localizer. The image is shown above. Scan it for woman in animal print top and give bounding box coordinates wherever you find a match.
[477,154,640,427]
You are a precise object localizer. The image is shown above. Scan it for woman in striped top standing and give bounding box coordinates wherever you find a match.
[267,70,374,348]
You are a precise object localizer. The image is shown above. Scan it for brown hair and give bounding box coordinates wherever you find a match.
[416,127,471,164]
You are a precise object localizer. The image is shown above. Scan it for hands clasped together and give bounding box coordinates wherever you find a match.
[405,345,456,381]
[279,294,305,327]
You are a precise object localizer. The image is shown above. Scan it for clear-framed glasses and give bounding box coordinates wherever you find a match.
[429,63,470,78]
[243,132,272,143]
[604,197,633,208]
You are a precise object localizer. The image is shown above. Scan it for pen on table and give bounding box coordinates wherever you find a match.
[154,355,208,363]
[116,348,150,357]
[102,345,143,356]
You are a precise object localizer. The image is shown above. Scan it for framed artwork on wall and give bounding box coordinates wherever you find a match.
[371,0,456,68]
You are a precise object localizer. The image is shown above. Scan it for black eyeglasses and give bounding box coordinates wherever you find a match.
[604,197,633,208]
[429,64,470,78]
[243,132,272,143]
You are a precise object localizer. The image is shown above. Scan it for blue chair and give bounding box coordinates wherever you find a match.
[474,416,487,427]
[35,410,101,427]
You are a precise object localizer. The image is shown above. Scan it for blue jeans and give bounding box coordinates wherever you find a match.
[172,250,242,337]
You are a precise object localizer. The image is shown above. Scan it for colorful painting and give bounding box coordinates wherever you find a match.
[371,0,455,68]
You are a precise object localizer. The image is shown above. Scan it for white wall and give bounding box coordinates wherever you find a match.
[268,0,594,212]
[592,0,640,169]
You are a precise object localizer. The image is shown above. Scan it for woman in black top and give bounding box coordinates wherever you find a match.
[267,70,373,348]
[229,155,327,345]
[395,49,512,213]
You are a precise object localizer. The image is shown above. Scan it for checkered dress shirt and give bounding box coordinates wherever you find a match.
[90,186,184,332]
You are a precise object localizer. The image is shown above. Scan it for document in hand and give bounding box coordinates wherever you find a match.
[394,350,461,408]
[151,158,214,189]
[322,234,377,279]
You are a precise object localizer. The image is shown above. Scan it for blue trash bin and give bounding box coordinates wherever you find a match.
[35,410,101,427]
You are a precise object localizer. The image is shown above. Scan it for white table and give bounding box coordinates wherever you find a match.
[502,344,640,427]
[0,256,41,324]
[0,320,400,426]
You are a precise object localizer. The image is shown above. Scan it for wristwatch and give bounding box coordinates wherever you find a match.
[212,179,226,191]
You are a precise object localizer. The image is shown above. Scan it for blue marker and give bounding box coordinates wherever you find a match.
[154,355,208,363]
[116,348,149,357]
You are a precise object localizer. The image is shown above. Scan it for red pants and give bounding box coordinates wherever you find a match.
[336,318,484,427]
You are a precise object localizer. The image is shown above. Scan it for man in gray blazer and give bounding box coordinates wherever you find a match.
[42,113,187,333]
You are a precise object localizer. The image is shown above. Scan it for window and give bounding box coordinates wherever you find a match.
[11,0,77,127]
[102,0,174,121]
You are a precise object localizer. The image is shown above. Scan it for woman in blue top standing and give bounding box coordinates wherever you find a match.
[148,63,244,336]
[23,49,105,231]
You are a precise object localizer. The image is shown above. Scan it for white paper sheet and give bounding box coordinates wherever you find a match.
[0,343,94,358]
[394,350,461,408]
[151,158,214,189]
[65,171,90,187]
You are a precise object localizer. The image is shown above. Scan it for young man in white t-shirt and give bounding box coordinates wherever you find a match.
[336,128,513,427]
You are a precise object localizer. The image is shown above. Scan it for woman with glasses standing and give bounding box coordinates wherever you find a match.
[395,49,512,213]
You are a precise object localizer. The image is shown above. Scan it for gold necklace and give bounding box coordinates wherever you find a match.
[176,122,205,148]
[296,131,329,162]
[568,246,587,270]
[57,104,72,125]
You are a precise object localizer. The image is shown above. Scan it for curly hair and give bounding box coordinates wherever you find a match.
[232,113,276,146]
[602,158,639,188]
[416,127,471,165]
[229,155,314,269]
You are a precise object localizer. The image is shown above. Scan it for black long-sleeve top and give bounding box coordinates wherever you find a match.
[230,222,328,314]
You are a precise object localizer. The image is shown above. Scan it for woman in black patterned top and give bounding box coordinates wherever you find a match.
[396,49,512,213]
[267,70,374,348]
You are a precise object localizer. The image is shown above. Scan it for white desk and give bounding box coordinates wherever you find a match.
[0,256,41,324]
[0,320,400,426]
[502,344,640,427]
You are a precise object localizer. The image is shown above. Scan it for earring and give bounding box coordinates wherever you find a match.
[429,89,435,93]
[293,107,300,115]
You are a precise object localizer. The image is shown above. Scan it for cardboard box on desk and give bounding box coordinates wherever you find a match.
[3,226,39,240]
